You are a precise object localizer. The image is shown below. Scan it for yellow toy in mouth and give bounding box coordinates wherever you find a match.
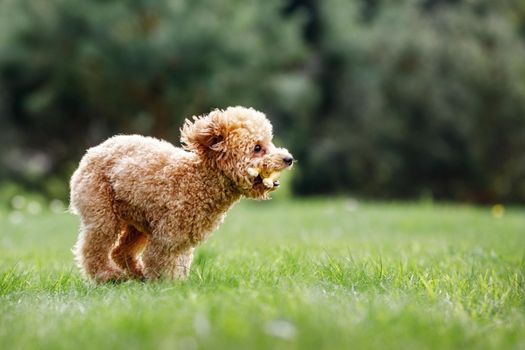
[247,167,281,189]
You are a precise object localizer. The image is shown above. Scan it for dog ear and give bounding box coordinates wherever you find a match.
[180,110,227,153]
[204,134,225,152]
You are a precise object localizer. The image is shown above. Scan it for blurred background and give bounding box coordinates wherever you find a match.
[0,0,524,204]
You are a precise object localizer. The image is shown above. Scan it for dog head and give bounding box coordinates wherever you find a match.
[180,106,293,199]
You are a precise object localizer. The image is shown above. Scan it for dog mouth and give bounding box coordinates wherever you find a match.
[253,175,263,185]
[252,175,279,189]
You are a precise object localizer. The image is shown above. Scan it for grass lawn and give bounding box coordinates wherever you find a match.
[0,198,524,350]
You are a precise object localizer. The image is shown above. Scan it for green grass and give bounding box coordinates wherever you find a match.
[1,198,524,350]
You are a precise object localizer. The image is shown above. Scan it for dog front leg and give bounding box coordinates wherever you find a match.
[142,240,194,280]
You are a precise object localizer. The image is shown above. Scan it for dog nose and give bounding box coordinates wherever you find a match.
[283,156,294,166]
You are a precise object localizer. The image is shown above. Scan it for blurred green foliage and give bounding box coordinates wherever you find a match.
[302,0,525,202]
[1,0,524,202]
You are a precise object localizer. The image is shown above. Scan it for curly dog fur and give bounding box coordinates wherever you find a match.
[70,106,293,283]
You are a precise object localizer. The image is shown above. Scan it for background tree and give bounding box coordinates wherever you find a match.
[1,0,525,203]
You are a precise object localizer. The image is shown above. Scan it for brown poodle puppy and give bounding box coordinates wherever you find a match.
[70,106,293,283]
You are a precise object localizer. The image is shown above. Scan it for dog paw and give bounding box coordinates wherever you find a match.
[93,268,126,284]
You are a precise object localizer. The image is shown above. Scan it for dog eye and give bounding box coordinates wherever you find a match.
[254,144,262,153]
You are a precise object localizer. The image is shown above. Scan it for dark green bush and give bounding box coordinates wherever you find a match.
[1,0,525,203]
[293,1,525,202]
[0,0,309,196]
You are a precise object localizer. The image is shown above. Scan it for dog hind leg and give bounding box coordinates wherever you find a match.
[72,173,125,283]
[73,218,125,283]
[111,225,149,278]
